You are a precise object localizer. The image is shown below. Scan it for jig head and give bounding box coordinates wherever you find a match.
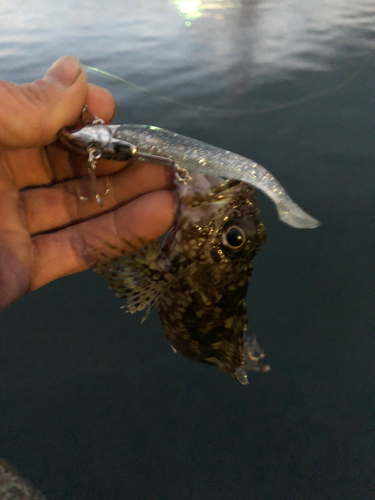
[59,109,188,206]
[59,108,137,206]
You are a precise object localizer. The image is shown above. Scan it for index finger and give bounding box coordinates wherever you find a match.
[4,82,119,190]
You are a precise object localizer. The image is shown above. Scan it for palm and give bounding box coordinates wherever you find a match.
[0,141,174,310]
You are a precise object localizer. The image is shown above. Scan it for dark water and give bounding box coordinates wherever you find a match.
[1,1,374,498]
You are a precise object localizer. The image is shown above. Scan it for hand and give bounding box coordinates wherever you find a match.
[0,56,175,311]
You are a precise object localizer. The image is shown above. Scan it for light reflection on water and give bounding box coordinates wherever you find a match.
[1,0,374,89]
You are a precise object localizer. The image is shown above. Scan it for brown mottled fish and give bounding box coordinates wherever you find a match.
[0,459,46,499]
[94,174,269,384]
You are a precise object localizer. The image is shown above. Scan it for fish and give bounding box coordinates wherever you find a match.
[60,122,321,229]
[94,173,270,384]
[0,458,46,499]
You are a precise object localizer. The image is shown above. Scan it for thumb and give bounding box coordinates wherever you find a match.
[0,56,88,148]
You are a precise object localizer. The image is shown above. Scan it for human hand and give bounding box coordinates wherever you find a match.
[0,56,175,311]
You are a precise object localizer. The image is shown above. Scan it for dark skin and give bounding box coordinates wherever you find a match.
[0,55,175,311]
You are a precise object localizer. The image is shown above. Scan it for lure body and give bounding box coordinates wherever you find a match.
[60,123,320,229]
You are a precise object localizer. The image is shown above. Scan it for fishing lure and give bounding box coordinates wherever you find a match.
[60,111,320,383]
[60,114,320,229]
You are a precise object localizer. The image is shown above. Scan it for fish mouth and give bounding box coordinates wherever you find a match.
[186,172,225,189]
[179,173,245,199]
[175,174,249,228]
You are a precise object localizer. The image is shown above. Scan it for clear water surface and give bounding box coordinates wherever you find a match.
[0,1,374,498]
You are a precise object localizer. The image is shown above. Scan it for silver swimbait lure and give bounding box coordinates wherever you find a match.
[60,122,320,229]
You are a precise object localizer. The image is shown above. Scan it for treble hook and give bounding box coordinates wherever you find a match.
[70,107,111,207]
[63,106,192,206]
[81,105,105,126]
[76,146,110,207]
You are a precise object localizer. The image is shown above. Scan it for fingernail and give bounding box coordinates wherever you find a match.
[43,55,83,88]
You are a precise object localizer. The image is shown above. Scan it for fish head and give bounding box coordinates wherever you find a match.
[160,175,268,384]
[166,175,266,287]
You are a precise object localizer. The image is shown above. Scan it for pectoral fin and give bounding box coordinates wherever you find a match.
[93,239,166,322]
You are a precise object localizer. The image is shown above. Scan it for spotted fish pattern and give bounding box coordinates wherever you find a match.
[94,175,269,384]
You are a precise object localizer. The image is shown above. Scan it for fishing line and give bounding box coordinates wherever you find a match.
[251,50,373,115]
[83,65,221,115]
[84,51,371,118]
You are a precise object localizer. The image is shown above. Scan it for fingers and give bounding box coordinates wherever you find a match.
[43,83,117,182]
[30,190,175,291]
[21,161,176,235]
[44,79,119,183]
[0,56,86,148]
[1,130,126,193]
[85,83,116,123]
[0,57,117,150]
[43,142,128,186]
[0,56,119,190]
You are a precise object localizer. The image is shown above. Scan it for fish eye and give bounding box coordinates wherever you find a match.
[222,226,246,251]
